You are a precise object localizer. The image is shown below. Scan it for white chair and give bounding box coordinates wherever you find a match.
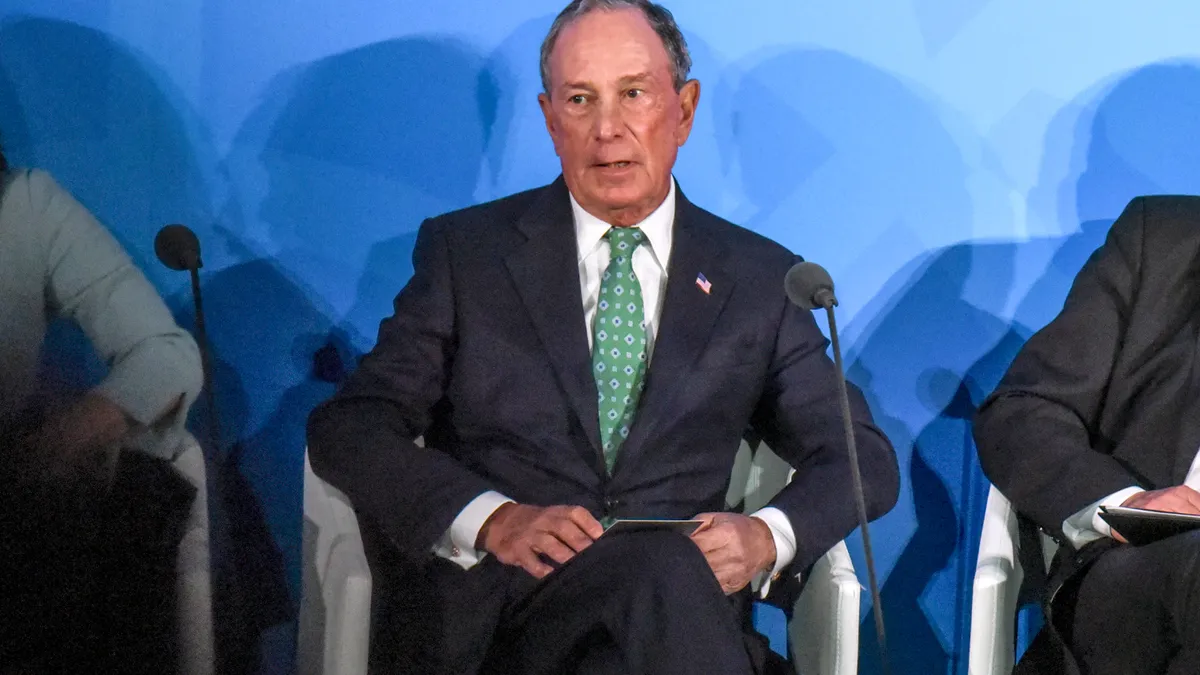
[298,449,372,675]
[968,484,1057,675]
[297,441,860,675]
[171,432,215,675]
[729,438,861,675]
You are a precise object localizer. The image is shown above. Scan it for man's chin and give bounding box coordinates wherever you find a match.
[580,183,656,212]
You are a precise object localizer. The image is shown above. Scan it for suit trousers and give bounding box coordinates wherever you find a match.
[1063,531,1200,675]
[366,527,777,675]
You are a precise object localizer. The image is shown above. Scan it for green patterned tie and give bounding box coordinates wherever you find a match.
[592,226,649,473]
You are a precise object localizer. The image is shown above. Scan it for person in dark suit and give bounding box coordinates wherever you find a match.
[976,196,1200,675]
[307,1,899,673]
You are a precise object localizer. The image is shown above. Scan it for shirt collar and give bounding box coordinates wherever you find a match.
[571,178,676,269]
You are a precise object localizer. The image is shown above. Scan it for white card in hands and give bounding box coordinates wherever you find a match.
[601,519,703,537]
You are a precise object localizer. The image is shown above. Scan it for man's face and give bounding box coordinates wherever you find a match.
[539,8,699,227]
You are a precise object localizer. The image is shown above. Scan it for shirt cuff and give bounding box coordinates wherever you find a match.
[1061,486,1144,548]
[431,491,514,570]
[93,332,202,458]
[750,507,797,599]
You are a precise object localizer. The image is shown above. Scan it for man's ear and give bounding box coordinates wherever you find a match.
[538,92,559,144]
[675,79,701,146]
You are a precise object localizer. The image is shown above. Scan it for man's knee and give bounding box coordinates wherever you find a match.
[587,530,716,589]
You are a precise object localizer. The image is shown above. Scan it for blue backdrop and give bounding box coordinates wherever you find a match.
[4,1,1200,672]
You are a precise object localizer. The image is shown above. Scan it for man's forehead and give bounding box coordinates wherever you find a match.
[550,9,672,87]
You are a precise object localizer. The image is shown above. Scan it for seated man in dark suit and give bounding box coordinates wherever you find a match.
[976,197,1200,675]
[307,1,899,673]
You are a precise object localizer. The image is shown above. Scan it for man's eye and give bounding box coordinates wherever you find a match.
[568,95,587,105]
[626,89,643,99]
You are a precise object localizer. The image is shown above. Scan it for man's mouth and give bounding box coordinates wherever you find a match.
[596,161,633,169]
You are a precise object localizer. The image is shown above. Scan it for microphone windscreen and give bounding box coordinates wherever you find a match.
[784,261,835,310]
[155,224,202,271]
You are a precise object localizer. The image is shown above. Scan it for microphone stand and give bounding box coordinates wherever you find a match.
[822,300,891,675]
[189,265,223,463]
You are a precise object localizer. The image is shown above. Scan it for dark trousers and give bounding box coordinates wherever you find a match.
[0,450,195,674]
[1064,530,1200,675]
[367,527,778,675]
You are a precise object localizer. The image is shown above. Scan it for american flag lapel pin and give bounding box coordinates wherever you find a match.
[695,272,712,295]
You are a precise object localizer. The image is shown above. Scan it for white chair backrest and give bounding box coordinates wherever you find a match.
[727,437,795,513]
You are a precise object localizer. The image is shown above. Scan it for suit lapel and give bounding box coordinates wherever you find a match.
[504,178,603,457]
[613,195,734,474]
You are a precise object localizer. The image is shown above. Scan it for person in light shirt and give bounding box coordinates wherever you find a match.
[308,1,898,673]
[976,196,1200,675]
[0,147,202,672]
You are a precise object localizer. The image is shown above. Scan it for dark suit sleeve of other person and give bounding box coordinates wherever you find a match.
[974,199,1149,539]
[752,256,900,577]
[307,216,496,555]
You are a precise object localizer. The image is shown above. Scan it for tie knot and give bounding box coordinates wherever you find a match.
[605,226,646,254]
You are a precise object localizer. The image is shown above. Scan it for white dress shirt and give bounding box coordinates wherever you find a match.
[434,180,797,595]
[1063,448,1200,547]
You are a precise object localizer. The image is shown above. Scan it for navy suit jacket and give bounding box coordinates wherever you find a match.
[307,177,898,596]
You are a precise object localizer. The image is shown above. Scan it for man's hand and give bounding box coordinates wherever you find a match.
[476,503,604,579]
[690,512,777,595]
[1112,486,1200,543]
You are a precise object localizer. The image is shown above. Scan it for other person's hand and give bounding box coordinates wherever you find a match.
[21,393,125,491]
[1112,486,1200,543]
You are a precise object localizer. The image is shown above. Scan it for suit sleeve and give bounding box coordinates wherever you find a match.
[751,279,900,574]
[307,217,496,555]
[974,198,1146,540]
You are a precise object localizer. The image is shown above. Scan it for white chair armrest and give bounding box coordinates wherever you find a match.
[968,485,1023,675]
[299,451,372,675]
[171,435,214,675]
[320,540,372,675]
[792,541,861,675]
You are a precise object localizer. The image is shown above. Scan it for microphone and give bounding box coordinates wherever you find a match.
[785,260,891,675]
[155,224,203,271]
[155,224,222,461]
[784,261,836,310]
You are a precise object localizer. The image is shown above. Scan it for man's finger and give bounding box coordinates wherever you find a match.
[690,528,727,554]
[1154,494,1200,515]
[1178,488,1200,513]
[534,534,578,565]
[551,519,598,553]
[519,550,554,578]
[689,512,720,536]
[565,506,605,540]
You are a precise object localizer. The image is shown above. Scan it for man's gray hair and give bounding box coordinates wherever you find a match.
[539,0,692,93]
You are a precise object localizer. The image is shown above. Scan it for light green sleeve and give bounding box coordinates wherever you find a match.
[27,170,203,458]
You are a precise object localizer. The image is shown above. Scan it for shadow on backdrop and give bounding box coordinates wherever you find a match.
[713,47,976,671]
[712,48,973,319]
[478,14,559,200]
[848,243,1017,675]
[218,36,509,672]
[0,16,217,293]
[170,260,323,675]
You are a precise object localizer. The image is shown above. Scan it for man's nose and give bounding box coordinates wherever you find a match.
[593,98,624,140]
